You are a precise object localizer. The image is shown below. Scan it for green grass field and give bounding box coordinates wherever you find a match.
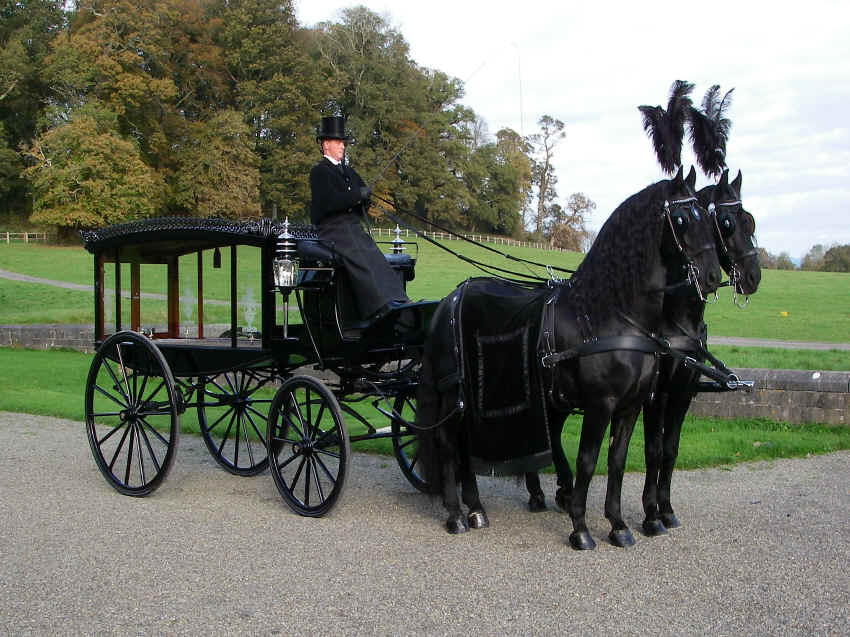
[2,240,848,340]
[2,239,849,374]
[3,347,847,474]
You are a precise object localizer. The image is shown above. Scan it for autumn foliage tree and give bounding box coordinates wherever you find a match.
[6,1,576,242]
[23,105,165,233]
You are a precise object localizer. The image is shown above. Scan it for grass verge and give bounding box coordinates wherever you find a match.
[3,347,847,475]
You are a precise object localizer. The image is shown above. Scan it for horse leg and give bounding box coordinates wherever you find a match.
[605,406,641,547]
[460,466,489,529]
[434,417,468,534]
[641,394,668,536]
[657,392,692,529]
[525,472,546,512]
[567,404,612,550]
[549,415,573,511]
[524,415,571,513]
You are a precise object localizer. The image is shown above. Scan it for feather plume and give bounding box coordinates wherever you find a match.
[638,80,694,174]
[688,85,734,178]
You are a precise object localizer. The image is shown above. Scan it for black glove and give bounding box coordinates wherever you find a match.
[359,185,371,201]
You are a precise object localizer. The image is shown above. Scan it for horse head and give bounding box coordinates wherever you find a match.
[661,166,723,300]
[701,169,761,298]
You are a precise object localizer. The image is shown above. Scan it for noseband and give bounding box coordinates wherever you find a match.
[664,197,714,302]
[709,200,758,308]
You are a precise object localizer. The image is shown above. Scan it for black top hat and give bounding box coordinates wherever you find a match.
[316,116,354,142]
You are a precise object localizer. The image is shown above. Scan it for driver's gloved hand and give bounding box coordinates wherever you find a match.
[359,186,371,201]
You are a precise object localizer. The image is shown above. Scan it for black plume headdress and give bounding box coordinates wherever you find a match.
[688,85,734,178]
[638,80,695,174]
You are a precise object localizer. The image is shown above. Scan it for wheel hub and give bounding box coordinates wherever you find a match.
[292,438,314,456]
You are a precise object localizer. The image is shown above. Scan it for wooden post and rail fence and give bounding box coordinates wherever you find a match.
[2,231,50,244]
[1,227,565,251]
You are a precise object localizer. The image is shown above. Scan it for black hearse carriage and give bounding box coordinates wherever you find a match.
[81,216,437,516]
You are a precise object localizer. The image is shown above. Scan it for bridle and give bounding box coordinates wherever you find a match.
[663,196,716,303]
[708,198,758,309]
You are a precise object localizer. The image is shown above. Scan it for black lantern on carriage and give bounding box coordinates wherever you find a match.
[274,218,299,289]
[274,218,299,338]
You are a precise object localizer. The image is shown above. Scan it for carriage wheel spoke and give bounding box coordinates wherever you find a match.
[243,409,266,453]
[101,361,130,406]
[313,453,339,483]
[236,409,253,467]
[133,425,147,486]
[216,410,238,456]
[136,421,163,474]
[97,421,128,446]
[123,422,136,485]
[139,416,171,447]
[107,424,132,471]
[303,457,311,505]
[310,457,326,502]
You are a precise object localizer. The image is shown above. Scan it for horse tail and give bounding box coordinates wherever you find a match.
[414,293,467,495]
[414,338,444,495]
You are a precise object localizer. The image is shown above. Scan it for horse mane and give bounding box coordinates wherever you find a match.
[566,178,668,327]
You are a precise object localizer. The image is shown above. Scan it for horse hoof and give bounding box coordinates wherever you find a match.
[642,519,668,537]
[661,513,681,529]
[568,530,596,551]
[528,494,547,512]
[555,488,570,512]
[446,516,469,534]
[609,528,635,548]
[468,510,489,529]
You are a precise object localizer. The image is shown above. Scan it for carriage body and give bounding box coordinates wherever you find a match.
[81,217,436,513]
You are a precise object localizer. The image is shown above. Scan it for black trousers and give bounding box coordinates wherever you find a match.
[317,213,409,319]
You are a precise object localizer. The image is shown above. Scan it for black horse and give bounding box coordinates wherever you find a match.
[641,169,761,535]
[415,166,723,549]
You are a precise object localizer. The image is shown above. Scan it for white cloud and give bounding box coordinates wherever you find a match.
[297,0,850,256]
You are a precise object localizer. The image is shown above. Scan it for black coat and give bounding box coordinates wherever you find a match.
[309,157,408,319]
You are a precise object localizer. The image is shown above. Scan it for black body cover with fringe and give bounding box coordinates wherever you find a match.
[435,278,555,476]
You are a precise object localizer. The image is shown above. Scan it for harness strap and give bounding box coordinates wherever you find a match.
[541,334,662,368]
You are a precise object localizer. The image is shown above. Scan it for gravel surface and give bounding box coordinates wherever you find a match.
[1,411,847,636]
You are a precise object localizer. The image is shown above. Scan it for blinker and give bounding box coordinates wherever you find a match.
[718,212,736,238]
[671,208,689,229]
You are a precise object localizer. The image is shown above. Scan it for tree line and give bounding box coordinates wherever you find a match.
[759,244,850,273]
[1,0,591,248]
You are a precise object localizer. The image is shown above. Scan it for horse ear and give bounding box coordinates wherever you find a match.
[731,169,742,194]
[685,165,696,190]
[718,168,729,190]
[671,165,684,189]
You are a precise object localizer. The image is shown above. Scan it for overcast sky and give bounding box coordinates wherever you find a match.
[296,0,850,259]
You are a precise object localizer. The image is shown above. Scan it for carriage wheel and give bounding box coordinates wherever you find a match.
[391,393,429,492]
[197,369,275,476]
[267,375,350,517]
[85,331,179,496]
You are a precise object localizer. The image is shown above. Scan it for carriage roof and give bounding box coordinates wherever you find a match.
[80,216,317,263]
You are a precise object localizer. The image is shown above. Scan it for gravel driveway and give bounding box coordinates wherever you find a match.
[0,411,847,636]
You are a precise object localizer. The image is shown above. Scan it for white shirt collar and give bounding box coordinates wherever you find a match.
[324,154,340,166]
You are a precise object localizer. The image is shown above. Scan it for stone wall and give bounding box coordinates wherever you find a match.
[1,324,95,353]
[690,368,849,426]
[2,325,848,426]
